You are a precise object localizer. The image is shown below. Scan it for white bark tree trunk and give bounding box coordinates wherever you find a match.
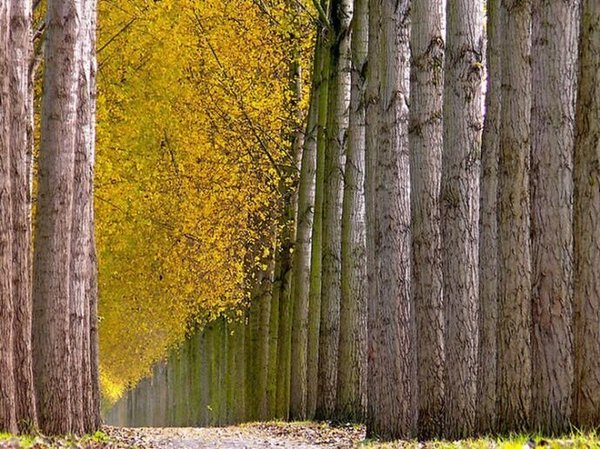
[366,0,417,440]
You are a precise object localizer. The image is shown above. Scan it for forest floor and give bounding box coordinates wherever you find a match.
[2,422,599,448]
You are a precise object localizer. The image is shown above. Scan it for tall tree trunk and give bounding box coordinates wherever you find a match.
[70,0,96,434]
[289,38,320,421]
[266,272,279,419]
[257,262,274,420]
[8,0,36,433]
[530,0,579,435]
[441,0,484,439]
[409,0,445,438]
[573,0,600,430]
[363,0,378,431]
[0,0,17,434]
[477,0,501,434]
[316,0,352,421]
[33,0,81,434]
[85,0,100,432]
[306,17,331,418]
[366,0,416,440]
[496,0,532,433]
[274,237,294,419]
[336,0,367,423]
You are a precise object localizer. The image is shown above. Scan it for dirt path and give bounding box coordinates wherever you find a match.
[106,422,365,448]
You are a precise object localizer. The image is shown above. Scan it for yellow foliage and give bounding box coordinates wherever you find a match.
[96,0,314,398]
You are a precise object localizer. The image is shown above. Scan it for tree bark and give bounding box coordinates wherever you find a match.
[477,0,501,434]
[306,16,330,418]
[316,0,352,421]
[441,0,484,439]
[289,38,320,421]
[409,0,445,438]
[70,0,96,434]
[573,0,600,430]
[365,0,417,440]
[530,0,579,435]
[8,0,36,432]
[336,0,367,423]
[0,0,18,434]
[496,0,532,433]
[33,0,81,434]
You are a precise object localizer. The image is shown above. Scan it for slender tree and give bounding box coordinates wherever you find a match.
[306,5,331,418]
[496,0,532,433]
[336,0,367,423]
[366,0,417,439]
[409,0,445,438]
[530,0,579,435]
[70,0,97,433]
[0,0,18,434]
[9,0,36,432]
[316,0,352,420]
[289,39,320,420]
[573,0,600,430]
[477,0,501,434]
[441,0,484,439]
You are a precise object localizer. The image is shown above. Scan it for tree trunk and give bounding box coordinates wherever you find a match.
[409,0,445,438]
[477,0,501,434]
[530,0,579,435]
[306,18,330,418]
[365,0,417,440]
[257,264,274,421]
[32,0,82,435]
[441,0,484,439]
[336,0,367,423]
[496,0,532,433]
[573,0,600,430]
[316,0,352,421]
[0,0,17,434]
[70,0,96,434]
[85,0,100,432]
[289,38,320,421]
[8,0,36,433]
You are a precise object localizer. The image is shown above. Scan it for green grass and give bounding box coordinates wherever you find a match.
[0,433,37,448]
[360,430,600,448]
[0,430,112,448]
